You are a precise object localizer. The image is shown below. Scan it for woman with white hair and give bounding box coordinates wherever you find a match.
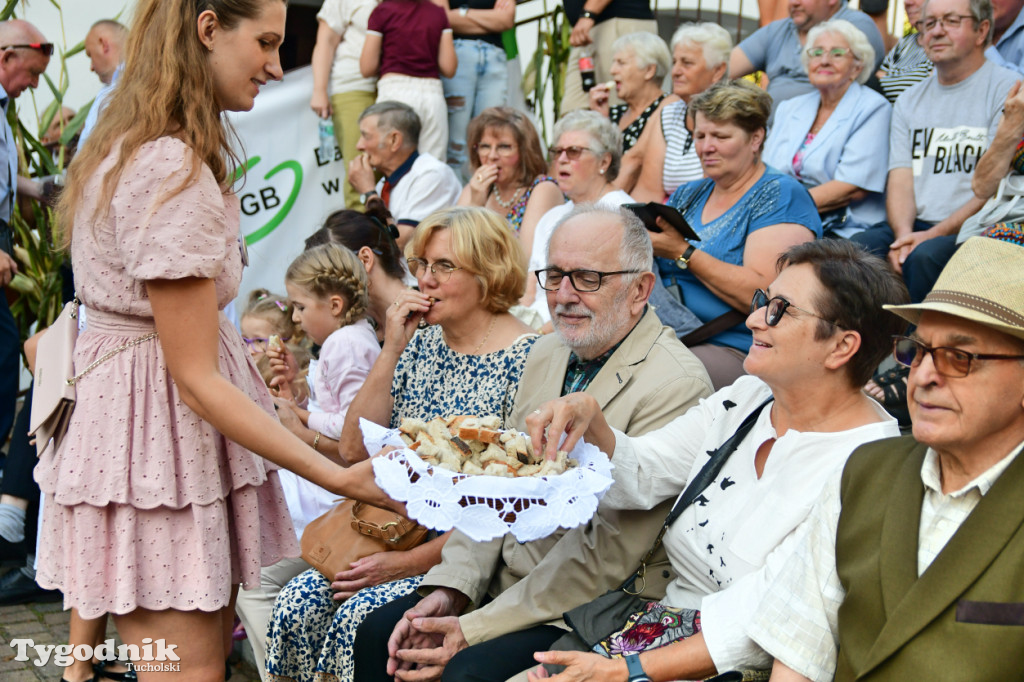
[524,111,633,319]
[588,32,674,151]
[618,22,732,202]
[762,20,891,238]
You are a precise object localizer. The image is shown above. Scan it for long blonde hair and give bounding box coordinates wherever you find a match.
[56,0,286,247]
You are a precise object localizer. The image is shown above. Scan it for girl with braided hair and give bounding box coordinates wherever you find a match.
[278,243,380,444]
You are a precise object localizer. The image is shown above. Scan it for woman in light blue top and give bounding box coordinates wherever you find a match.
[653,81,821,390]
[763,20,891,238]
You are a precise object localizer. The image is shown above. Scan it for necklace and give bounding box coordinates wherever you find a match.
[492,184,523,209]
[446,314,497,355]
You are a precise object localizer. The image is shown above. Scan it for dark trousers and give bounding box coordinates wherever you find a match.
[0,292,17,443]
[850,221,960,303]
[1,386,39,545]
[354,592,566,682]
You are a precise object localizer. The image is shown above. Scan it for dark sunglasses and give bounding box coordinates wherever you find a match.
[750,289,841,328]
[1,42,54,56]
[892,335,1024,378]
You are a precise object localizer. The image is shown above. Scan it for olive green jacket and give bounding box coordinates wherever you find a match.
[835,435,1024,680]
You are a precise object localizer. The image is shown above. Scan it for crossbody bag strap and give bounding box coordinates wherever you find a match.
[679,309,747,347]
[621,396,773,595]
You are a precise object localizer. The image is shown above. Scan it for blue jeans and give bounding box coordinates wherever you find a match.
[850,220,959,303]
[443,39,508,180]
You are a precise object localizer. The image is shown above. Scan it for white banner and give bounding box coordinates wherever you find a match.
[226,66,350,323]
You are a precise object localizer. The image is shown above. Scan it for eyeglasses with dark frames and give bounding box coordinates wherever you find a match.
[407,257,463,282]
[750,289,841,328]
[535,268,641,293]
[0,42,54,56]
[892,335,1024,378]
[914,13,975,32]
[548,146,599,161]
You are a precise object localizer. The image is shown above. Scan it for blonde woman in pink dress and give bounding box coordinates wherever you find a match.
[37,1,395,679]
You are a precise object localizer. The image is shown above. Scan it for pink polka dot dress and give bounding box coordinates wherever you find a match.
[34,137,299,619]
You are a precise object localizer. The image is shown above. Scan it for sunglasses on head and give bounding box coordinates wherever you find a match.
[1,42,54,56]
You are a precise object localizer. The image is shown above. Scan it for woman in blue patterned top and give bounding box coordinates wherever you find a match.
[266,206,537,682]
[652,81,821,390]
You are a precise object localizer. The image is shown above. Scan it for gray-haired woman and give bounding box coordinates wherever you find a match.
[618,22,732,203]
[762,20,890,238]
[523,111,634,320]
[588,32,675,152]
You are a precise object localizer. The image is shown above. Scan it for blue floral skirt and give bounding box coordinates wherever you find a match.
[265,567,423,682]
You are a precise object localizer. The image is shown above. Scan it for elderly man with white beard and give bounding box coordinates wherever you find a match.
[350,205,713,682]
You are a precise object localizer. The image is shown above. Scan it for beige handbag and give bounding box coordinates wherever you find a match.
[29,300,156,456]
[29,300,79,456]
[301,499,429,581]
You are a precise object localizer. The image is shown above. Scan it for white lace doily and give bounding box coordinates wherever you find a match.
[362,419,615,542]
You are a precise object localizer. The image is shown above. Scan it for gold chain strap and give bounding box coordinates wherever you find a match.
[68,331,158,386]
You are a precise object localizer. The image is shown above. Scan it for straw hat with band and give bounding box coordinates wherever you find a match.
[883,236,1024,342]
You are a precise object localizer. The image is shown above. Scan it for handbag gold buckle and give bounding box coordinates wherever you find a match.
[379,521,404,544]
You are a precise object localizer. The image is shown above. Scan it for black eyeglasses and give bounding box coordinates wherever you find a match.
[408,258,462,282]
[1,43,54,56]
[892,336,1024,378]
[548,146,599,161]
[750,289,840,328]
[535,268,640,292]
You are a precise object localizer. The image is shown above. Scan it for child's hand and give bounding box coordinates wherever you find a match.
[269,373,296,401]
[272,396,306,436]
[267,344,298,384]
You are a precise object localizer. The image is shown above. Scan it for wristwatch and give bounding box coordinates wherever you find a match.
[625,654,651,682]
[581,9,597,19]
[360,189,378,205]
[459,6,469,15]
[675,243,697,270]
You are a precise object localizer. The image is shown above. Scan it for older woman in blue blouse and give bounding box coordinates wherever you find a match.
[763,20,891,239]
[652,80,821,390]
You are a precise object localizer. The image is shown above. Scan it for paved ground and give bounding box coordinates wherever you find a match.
[0,566,262,681]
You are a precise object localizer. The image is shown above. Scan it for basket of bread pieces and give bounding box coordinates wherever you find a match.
[361,416,615,542]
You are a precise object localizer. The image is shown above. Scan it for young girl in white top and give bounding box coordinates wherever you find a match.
[279,243,381,444]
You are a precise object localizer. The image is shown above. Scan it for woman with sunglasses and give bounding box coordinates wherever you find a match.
[457,107,564,282]
[524,110,633,320]
[265,206,537,682]
[522,239,908,682]
[650,80,821,390]
[763,20,890,239]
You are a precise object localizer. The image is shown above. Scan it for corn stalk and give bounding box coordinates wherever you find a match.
[521,1,571,142]
[5,0,86,342]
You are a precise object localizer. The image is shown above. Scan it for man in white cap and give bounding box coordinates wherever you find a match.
[748,234,1024,680]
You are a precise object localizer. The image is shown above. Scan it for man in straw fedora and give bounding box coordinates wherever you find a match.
[744,233,1024,681]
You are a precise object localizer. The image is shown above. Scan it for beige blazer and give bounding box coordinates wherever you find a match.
[422,309,714,644]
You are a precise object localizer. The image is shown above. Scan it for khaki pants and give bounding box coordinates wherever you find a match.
[561,17,659,114]
[234,556,312,681]
[331,89,377,209]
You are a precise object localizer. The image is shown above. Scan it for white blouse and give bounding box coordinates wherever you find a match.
[605,375,900,670]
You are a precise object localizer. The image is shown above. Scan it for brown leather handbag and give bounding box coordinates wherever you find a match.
[300,499,429,580]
